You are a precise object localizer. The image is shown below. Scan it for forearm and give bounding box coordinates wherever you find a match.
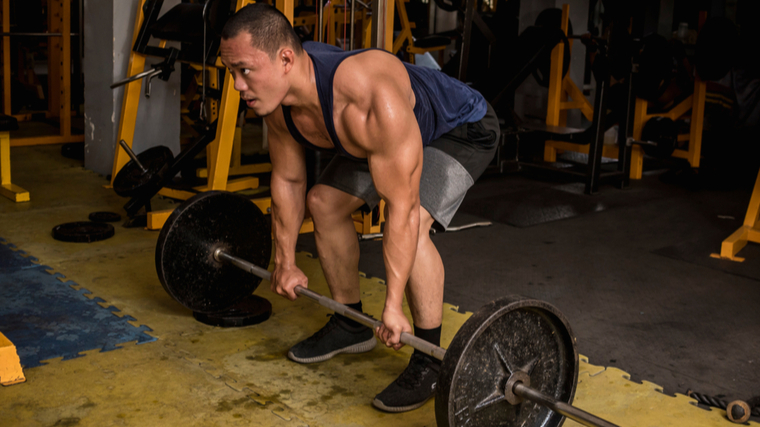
[382,202,419,310]
[271,175,307,268]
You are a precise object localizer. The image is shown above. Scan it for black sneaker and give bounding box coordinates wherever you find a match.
[287,314,376,363]
[372,352,441,412]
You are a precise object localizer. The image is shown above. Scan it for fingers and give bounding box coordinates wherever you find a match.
[270,270,307,301]
[375,325,406,349]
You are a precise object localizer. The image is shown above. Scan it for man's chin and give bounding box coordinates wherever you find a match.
[252,105,275,117]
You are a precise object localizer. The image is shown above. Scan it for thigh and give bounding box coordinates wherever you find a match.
[315,155,381,210]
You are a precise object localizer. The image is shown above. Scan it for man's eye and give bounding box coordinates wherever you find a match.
[242,69,250,75]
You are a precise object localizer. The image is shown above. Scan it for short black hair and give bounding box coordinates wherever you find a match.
[221,3,303,60]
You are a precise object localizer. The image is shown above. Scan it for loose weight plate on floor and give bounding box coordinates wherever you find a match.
[155,191,272,314]
[52,221,115,243]
[112,145,174,198]
[435,296,578,427]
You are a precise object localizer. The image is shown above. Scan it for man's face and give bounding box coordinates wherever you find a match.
[220,32,288,117]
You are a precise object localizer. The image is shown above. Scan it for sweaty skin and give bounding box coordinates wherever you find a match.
[220,33,437,349]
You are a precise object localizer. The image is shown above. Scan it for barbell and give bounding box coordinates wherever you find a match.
[155,190,620,427]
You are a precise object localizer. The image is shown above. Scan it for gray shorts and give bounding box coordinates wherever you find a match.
[316,103,500,230]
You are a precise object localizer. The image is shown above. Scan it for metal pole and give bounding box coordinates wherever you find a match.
[514,383,620,427]
[318,0,324,42]
[349,0,355,50]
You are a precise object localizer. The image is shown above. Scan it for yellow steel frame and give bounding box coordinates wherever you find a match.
[630,78,707,178]
[392,0,447,64]
[0,331,25,386]
[110,0,266,230]
[364,0,394,51]
[542,5,611,161]
[1,0,82,147]
[543,4,706,179]
[0,131,29,202]
[711,169,760,262]
[134,0,389,233]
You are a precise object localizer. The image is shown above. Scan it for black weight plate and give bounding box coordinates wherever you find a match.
[155,191,272,314]
[193,294,272,327]
[113,145,174,198]
[436,296,577,427]
[88,211,122,223]
[641,117,678,158]
[52,221,115,243]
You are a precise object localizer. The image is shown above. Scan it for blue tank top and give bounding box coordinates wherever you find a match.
[282,42,487,160]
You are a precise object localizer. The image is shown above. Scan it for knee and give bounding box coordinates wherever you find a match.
[307,185,352,221]
[306,186,330,220]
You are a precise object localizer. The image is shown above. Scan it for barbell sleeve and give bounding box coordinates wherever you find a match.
[514,383,620,427]
[118,140,147,173]
[111,68,163,89]
[214,249,447,360]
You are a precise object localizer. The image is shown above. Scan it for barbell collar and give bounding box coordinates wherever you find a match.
[213,249,447,360]
[513,382,619,427]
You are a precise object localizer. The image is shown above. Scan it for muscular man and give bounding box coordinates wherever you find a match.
[220,4,499,412]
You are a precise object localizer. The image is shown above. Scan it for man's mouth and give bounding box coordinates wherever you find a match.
[244,98,256,108]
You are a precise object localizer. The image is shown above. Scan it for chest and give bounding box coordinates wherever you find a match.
[289,100,357,155]
[290,108,335,149]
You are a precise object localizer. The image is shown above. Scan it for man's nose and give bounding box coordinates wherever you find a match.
[233,76,247,93]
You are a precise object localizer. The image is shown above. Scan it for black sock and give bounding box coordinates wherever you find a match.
[413,324,442,364]
[335,301,364,329]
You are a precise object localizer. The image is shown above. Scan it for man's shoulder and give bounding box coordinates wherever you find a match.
[302,41,344,54]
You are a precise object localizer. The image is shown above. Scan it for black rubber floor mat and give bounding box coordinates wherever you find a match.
[458,183,609,228]
[653,235,760,282]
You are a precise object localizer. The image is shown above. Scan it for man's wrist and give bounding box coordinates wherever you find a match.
[384,293,404,312]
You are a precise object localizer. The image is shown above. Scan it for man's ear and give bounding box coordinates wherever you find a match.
[280,48,295,74]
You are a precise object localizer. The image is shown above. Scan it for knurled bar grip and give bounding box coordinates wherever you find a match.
[214,249,619,427]
[214,249,445,360]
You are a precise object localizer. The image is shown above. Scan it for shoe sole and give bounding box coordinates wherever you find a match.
[287,336,377,364]
[371,395,432,413]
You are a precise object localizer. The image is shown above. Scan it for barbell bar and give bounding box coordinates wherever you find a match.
[211,247,618,427]
[155,190,621,427]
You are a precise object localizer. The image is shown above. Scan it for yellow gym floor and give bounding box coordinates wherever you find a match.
[0,145,756,426]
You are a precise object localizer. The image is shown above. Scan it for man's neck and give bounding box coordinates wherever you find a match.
[281,54,320,112]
